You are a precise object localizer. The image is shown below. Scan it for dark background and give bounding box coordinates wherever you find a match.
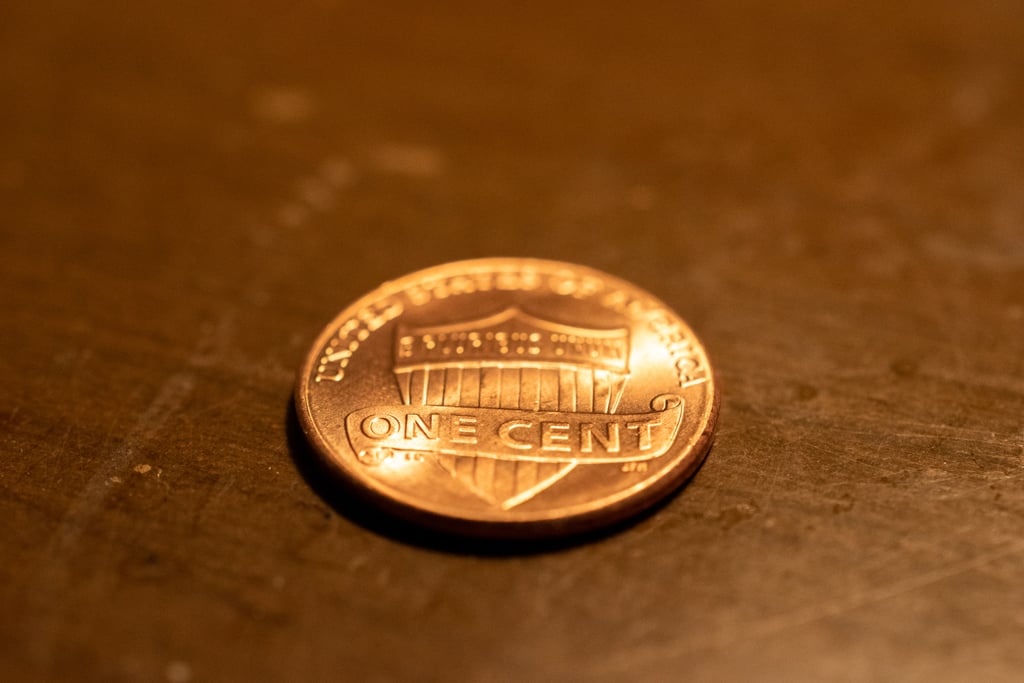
[2,1,1023,681]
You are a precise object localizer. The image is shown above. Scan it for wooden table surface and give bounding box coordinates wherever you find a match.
[3,2,1023,681]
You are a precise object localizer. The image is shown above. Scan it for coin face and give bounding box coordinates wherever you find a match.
[295,259,718,538]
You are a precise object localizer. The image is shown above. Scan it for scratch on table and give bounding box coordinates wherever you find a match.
[47,373,195,551]
[190,474,236,530]
[11,350,95,482]
[762,452,785,501]
[823,423,1023,451]
[28,372,195,666]
[892,431,1020,447]
[594,538,1024,676]
[934,469,1024,501]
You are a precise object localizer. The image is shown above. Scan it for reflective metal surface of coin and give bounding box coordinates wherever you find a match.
[295,259,718,538]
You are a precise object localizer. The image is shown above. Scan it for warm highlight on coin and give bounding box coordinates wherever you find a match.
[295,259,718,538]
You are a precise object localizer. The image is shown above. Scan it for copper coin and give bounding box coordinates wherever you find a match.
[295,258,718,538]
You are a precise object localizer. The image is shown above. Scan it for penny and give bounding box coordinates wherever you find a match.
[295,258,718,538]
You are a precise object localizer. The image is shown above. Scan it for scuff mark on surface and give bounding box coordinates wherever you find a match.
[250,86,316,124]
[369,143,446,177]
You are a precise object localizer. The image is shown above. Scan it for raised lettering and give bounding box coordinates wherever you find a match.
[541,422,571,452]
[451,415,478,444]
[405,413,439,440]
[498,420,533,450]
[361,414,400,440]
[580,422,621,453]
[626,420,661,450]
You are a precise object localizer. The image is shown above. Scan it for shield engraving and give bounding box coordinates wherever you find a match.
[393,307,630,509]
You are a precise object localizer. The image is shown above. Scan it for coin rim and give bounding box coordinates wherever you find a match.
[294,258,718,538]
